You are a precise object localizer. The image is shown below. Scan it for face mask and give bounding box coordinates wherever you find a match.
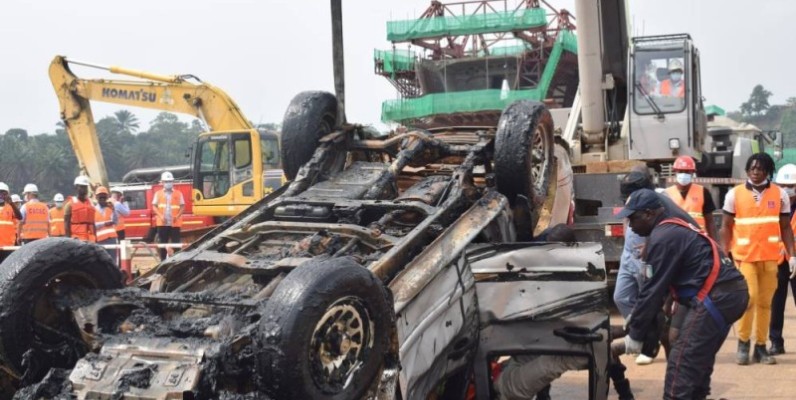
[55,201,64,208]
[164,182,174,190]
[785,187,796,197]
[675,173,692,186]
[670,72,682,82]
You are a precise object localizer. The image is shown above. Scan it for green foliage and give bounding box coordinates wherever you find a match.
[0,110,240,200]
[740,84,772,118]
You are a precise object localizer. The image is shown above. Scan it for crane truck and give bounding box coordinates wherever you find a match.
[48,56,284,217]
[563,0,784,271]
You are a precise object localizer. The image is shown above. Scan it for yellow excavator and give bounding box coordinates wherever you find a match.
[49,55,283,217]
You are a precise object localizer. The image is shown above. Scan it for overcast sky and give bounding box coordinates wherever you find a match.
[1,0,794,136]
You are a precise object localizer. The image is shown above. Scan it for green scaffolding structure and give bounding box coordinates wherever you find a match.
[386,8,548,42]
[374,49,416,75]
[381,30,577,122]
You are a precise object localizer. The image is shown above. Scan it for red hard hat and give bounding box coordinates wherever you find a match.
[673,156,696,172]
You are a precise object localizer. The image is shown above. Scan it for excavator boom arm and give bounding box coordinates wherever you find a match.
[48,55,254,186]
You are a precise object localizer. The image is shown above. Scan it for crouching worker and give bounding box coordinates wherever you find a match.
[620,189,748,400]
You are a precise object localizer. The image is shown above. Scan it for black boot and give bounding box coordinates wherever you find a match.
[736,340,750,365]
[613,378,635,400]
[753,344,776,364]
[608,363,634,400]
[535,384,551,400]
[769,340,785,355]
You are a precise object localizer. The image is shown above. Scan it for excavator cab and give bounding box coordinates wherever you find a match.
[628,34,707,161]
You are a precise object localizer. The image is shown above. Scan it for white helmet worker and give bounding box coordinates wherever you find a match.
[74,175,91,186]
[0,182,8,193]
[775,164,796,185]
[53,193,65,202]
[23,183,38,194]
[668,59,684,72]
[161,171,174,182]
[11,194,21,203]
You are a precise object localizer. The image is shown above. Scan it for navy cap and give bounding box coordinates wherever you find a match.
[616,188,663,218]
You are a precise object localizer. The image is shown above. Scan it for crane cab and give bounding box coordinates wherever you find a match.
[628,34,706,161]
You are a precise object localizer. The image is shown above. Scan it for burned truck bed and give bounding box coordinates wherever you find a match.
[0,92,609,400]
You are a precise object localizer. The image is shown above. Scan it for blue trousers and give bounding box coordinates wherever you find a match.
[664,283,748,400]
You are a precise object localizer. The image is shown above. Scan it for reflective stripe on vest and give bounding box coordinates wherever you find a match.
[49,207,65,236]
[665,184,706,230]
[154,190,183,228]
[0,204,17,246]
[70,198,96,242]
[731,184,783,262]
[94,206,118,242]
[21,202,49,240]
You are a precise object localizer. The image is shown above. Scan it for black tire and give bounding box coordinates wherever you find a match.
[0,238,123,377]
[260,258,392,400]
[281,91,339,180]
[494,100,555,239]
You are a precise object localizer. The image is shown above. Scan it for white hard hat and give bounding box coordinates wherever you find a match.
[110,186,124,194]
[161,171,174,182]
[0,182,8,193]
[53,193,65,202]
[74,175,91,186]
[11,194,21,203]
[668,59,684,72]
[23,183,38,194]
[776,164,796,185]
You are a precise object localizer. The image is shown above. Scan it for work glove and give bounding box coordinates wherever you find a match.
[624,335,643,355]
[789,256,796,279]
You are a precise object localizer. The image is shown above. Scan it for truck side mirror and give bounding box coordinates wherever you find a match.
[185,144,193,159]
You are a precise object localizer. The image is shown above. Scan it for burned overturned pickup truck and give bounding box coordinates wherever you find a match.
[0,93,609,399]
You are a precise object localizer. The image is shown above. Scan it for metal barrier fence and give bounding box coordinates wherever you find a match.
[0,240,185,283]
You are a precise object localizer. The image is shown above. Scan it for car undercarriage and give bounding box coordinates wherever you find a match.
[1,93,609,400]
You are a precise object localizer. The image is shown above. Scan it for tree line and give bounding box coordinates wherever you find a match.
[0,110,203,199]
[728,84,796,148]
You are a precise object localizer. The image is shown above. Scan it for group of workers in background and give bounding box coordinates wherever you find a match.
[611,152,796,400]
[0,171,184,266]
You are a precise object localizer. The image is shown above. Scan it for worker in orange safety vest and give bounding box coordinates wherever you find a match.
[152,171,184,260]
[721,152,796,365]
[660,59,685,98]
[94,186,119,262]
[64,175,96,242]
[19,183,49,244]
[0,182,22,264]
[49,193,66,237]
[664,155,718,239]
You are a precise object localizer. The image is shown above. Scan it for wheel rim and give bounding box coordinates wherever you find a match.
[30,272,98,361]
[309,296,374,394]
[530,122,550,198]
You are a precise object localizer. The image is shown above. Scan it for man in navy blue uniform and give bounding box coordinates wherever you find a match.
[620,189,748,400]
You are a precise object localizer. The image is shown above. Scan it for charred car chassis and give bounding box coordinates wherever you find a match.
[0,93,609,399]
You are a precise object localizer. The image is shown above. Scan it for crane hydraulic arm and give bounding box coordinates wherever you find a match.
[48,55,283,217]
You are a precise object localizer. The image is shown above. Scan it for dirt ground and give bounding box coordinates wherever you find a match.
[553,294,796,399]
